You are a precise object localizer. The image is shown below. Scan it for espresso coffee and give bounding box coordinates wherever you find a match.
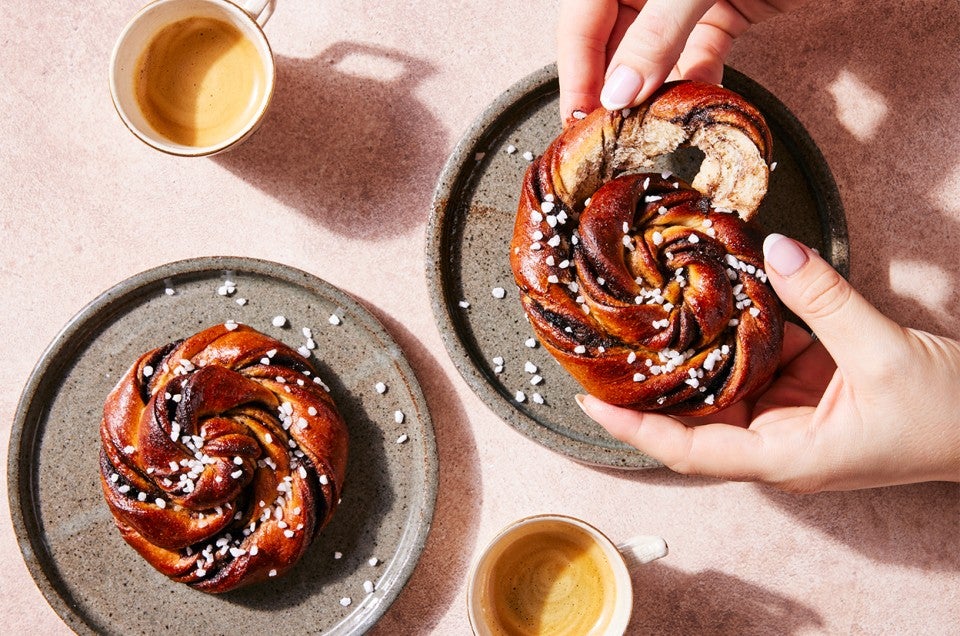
[482,522,617,635]
[133,16,266,147]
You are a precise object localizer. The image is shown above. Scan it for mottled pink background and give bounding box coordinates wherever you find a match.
[2,1,958,634]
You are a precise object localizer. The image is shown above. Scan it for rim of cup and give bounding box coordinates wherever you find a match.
[109,0,275,157]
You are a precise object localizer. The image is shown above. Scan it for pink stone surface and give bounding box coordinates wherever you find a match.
[2,1,958,634]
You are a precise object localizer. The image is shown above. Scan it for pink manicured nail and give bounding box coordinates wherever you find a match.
[574,393,589,414]
[763,233,808,277]
[600,65,642,110]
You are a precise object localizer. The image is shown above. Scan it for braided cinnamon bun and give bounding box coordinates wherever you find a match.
[99,323,348,593]
[511,81,783,416]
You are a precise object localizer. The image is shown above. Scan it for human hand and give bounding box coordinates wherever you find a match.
[575,234,960,492]
[557,0,805,123]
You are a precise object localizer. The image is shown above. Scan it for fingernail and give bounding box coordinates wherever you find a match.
[600,65,642,110]
[763,233,808,277]
[574,393,589,414]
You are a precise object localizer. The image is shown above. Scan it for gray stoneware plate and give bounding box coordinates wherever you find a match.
[8,256,438,635]
[427,64,847,469]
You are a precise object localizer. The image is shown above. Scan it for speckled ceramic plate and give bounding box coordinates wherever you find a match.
[427,64,847,469]
[8,256,438,635]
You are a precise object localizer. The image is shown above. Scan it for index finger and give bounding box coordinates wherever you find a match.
[557,0,619,125]
[576,394,807,482]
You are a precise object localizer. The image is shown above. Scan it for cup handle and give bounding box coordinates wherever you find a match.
[235,0,275,27]
[616,535,668,570]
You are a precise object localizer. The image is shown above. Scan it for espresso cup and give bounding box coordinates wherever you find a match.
[467,515,668,636]
[110,0,276,156]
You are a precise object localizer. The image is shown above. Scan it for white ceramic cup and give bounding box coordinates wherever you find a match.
[467,514,668,636]
[109,0,276,156]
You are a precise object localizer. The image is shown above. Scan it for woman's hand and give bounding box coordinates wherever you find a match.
[576,234,960,492]
[557,0,804,123]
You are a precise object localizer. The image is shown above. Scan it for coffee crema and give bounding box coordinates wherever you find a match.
[482,523,617,636]
[134,16,266,147]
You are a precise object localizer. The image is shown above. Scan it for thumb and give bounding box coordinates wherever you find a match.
[762,233,901,374]
[600,0,715,110]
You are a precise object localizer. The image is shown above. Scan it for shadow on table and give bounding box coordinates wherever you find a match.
[603,469,959,572]
[731,1,960,338]
[215,42,447,240]
[763,481,960,572]
[366,311,482,633]
[629,562,823,635]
